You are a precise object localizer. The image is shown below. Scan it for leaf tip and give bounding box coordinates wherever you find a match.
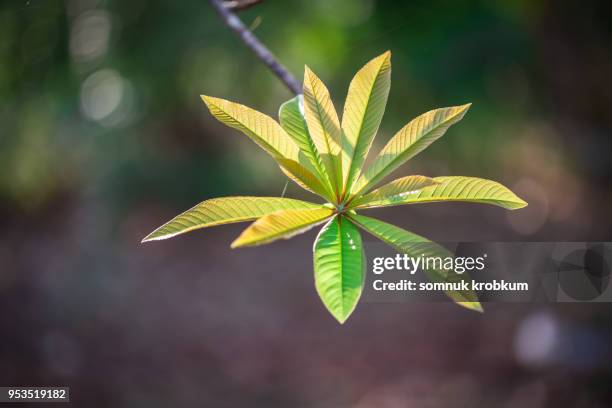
[201,95,218,110]
[141,230,161,243]
[335,316,348,324]
[330,309,351,324]
[513,197,529,210]
[303,65,321,88]
[369,50,391,63]
[459,301,484,313]
[448,103,472,122]
[231,231,251,248]
[140,232,169,243]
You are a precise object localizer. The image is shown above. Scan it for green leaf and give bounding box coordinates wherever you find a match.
[302,66,343,197]
[202,95,330,198]
[350,175,439,208]
[231,207,333,248]
[348,214,482,312]
[354,176,527,210]
[142,197,320,242]
[341,51,391,195]
[314,216,365,323]
[279,96,333,195]
[202,95,300,162]
[277,158,333,200]
[352,104,471,197]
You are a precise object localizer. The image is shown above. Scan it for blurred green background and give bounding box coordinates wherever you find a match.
[1,0,612,406]
[3,0,611,238]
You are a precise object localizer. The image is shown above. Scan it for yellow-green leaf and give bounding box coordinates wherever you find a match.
[231,207,333,248]
[341,51,391,194]
[279,96,333,194]
[302,66,343,197]
[202,95,300,162]
[314,216,365,323]
[355,176,527,210]
[142,197,320,242]
[277,157,333,200]
[350,175,439,208]
[352,104,471,197]
[203,95,328,196]
[348,214,481,312]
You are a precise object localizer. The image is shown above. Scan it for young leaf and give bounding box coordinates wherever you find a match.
[202,95,300,162]
[202,95,329,198]
[302,66,343,197]
[144,53,531,323]
[314,216,365,323]
[279,96,333,195]
[231,207,333,248]
[142,197,319,242]
[354,176,527,210]
[349,175,439,208]
[341,51,391,195]
[277,157,334,200]
[352,104,471,197]
[348,214,482,312]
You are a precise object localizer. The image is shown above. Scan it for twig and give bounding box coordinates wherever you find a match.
[208,0,302,95]
[223,0,263,12]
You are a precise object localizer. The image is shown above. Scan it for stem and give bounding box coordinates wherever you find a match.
[208,0,302,95]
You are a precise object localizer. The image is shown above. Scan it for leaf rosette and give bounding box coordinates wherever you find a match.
[143,52,527,323]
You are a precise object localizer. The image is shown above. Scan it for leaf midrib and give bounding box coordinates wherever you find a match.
[344,62,387,195]
[354,108,464,197]
[307,74,339,198]
[213,100,288,160]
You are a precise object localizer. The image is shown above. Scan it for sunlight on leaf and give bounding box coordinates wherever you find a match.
[277,157,333,200]
[355,176,528,210]
[231,207,333,248]
[350,175,439,208]
[352,104,471,197]
[349,214,482,312]
[142,197,320,242]
[314,216,365,323]
[202,95,300,162]
[341,51,391,195]
[302,66,343,197]
[143,52,530,323]
[279,96,333,195]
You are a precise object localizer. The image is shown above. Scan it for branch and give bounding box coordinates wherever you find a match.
[209,0,302,95]
[223,0,263,11]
